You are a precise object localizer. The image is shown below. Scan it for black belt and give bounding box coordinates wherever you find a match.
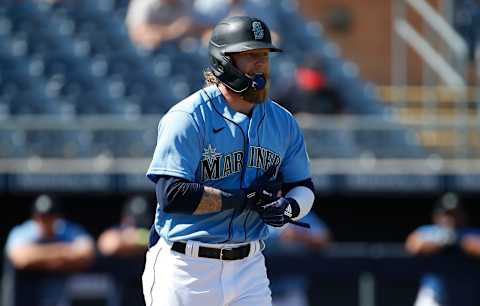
[171,241,252,260]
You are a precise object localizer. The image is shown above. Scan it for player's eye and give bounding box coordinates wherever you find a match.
[253,53,268,61]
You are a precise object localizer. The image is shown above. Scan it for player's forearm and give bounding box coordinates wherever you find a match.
[194,187,246,214]
[164,17,194,40]
[129,24,167,48]
[193,186,223,214]
[44,241,95,272]
[461,236,480,256]
[9,243,73,270]
[9,253,57,270]
[406,235,443,255]
[98,228,148,257]
[308,234,331,250]
[62,244,95,271]
[156,176,245,215]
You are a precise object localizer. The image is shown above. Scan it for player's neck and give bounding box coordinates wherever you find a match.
[218,84,255,116]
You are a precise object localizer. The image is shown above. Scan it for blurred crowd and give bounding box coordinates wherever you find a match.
[453,0,480,63]
[1,0,391,163]
[123,0,350,115]
[3,192,480,306]
[1,0,474,120]
[2,194,152,306]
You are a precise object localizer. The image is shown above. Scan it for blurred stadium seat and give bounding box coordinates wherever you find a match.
[353,128,427,158]
[0,0,456,194]
[0,130,26,158]
[26,130,93,158]
[304,129,361,158]
[92,130,155,157]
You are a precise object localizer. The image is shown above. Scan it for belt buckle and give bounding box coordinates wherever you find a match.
[220,246,232,260]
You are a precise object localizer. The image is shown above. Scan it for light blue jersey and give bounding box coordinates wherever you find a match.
[147,85,311,243]
[4,219,93,306]
[5,219,92,253]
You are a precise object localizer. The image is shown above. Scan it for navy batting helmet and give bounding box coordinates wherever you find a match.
[208,16,282,93]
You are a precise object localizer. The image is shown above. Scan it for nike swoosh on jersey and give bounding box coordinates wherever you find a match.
[213,127,226,134]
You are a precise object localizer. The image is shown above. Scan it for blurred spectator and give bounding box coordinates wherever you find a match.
[265,211,332,306]
[193,0,281,47]
[405,193,480,306]
[97,195,150,257]
[453,0,480,62]
[290,58,344,114]
[97,195,152,306]
[126,0,206,51]
[2,194,95,306]
[194,0,276,26]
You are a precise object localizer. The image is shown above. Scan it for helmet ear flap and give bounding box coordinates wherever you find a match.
[209,48,252,93]
[210,57,224,73]
[217,61,251,93]
[208,45,226,75]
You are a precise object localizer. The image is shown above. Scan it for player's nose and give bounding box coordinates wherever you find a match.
[254,56,268,67]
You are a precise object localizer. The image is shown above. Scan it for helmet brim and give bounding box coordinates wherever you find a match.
[224,41,282,54]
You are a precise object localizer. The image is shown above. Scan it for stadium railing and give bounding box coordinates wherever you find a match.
[0,114,479,193]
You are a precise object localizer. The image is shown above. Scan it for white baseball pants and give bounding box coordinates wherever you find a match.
[142,238,272,306]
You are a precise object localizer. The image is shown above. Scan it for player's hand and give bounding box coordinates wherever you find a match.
[460,235,480,256]
[258,197,299,227]
[245,166,282,209]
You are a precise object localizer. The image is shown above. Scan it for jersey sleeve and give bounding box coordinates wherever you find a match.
[415,224,456,244]
[415,225,435,238]
[280,118,311,183]
[4,223,37,254]
[147,111,202,182]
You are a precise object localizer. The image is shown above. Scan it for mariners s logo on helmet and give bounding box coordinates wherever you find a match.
[252,21,264,40]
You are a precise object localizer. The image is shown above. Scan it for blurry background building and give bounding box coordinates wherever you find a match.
[1,0,480,305]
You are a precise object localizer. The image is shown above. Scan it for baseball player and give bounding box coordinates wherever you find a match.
[143,16,315,306]
[406,193,480,306]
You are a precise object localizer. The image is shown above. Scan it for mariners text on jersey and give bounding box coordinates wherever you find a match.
[201,145,281,182]
[146,85,311,243]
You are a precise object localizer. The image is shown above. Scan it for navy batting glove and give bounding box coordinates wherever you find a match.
[245,166,282,209]
[260,197,300,227]
[221,166,281,211]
